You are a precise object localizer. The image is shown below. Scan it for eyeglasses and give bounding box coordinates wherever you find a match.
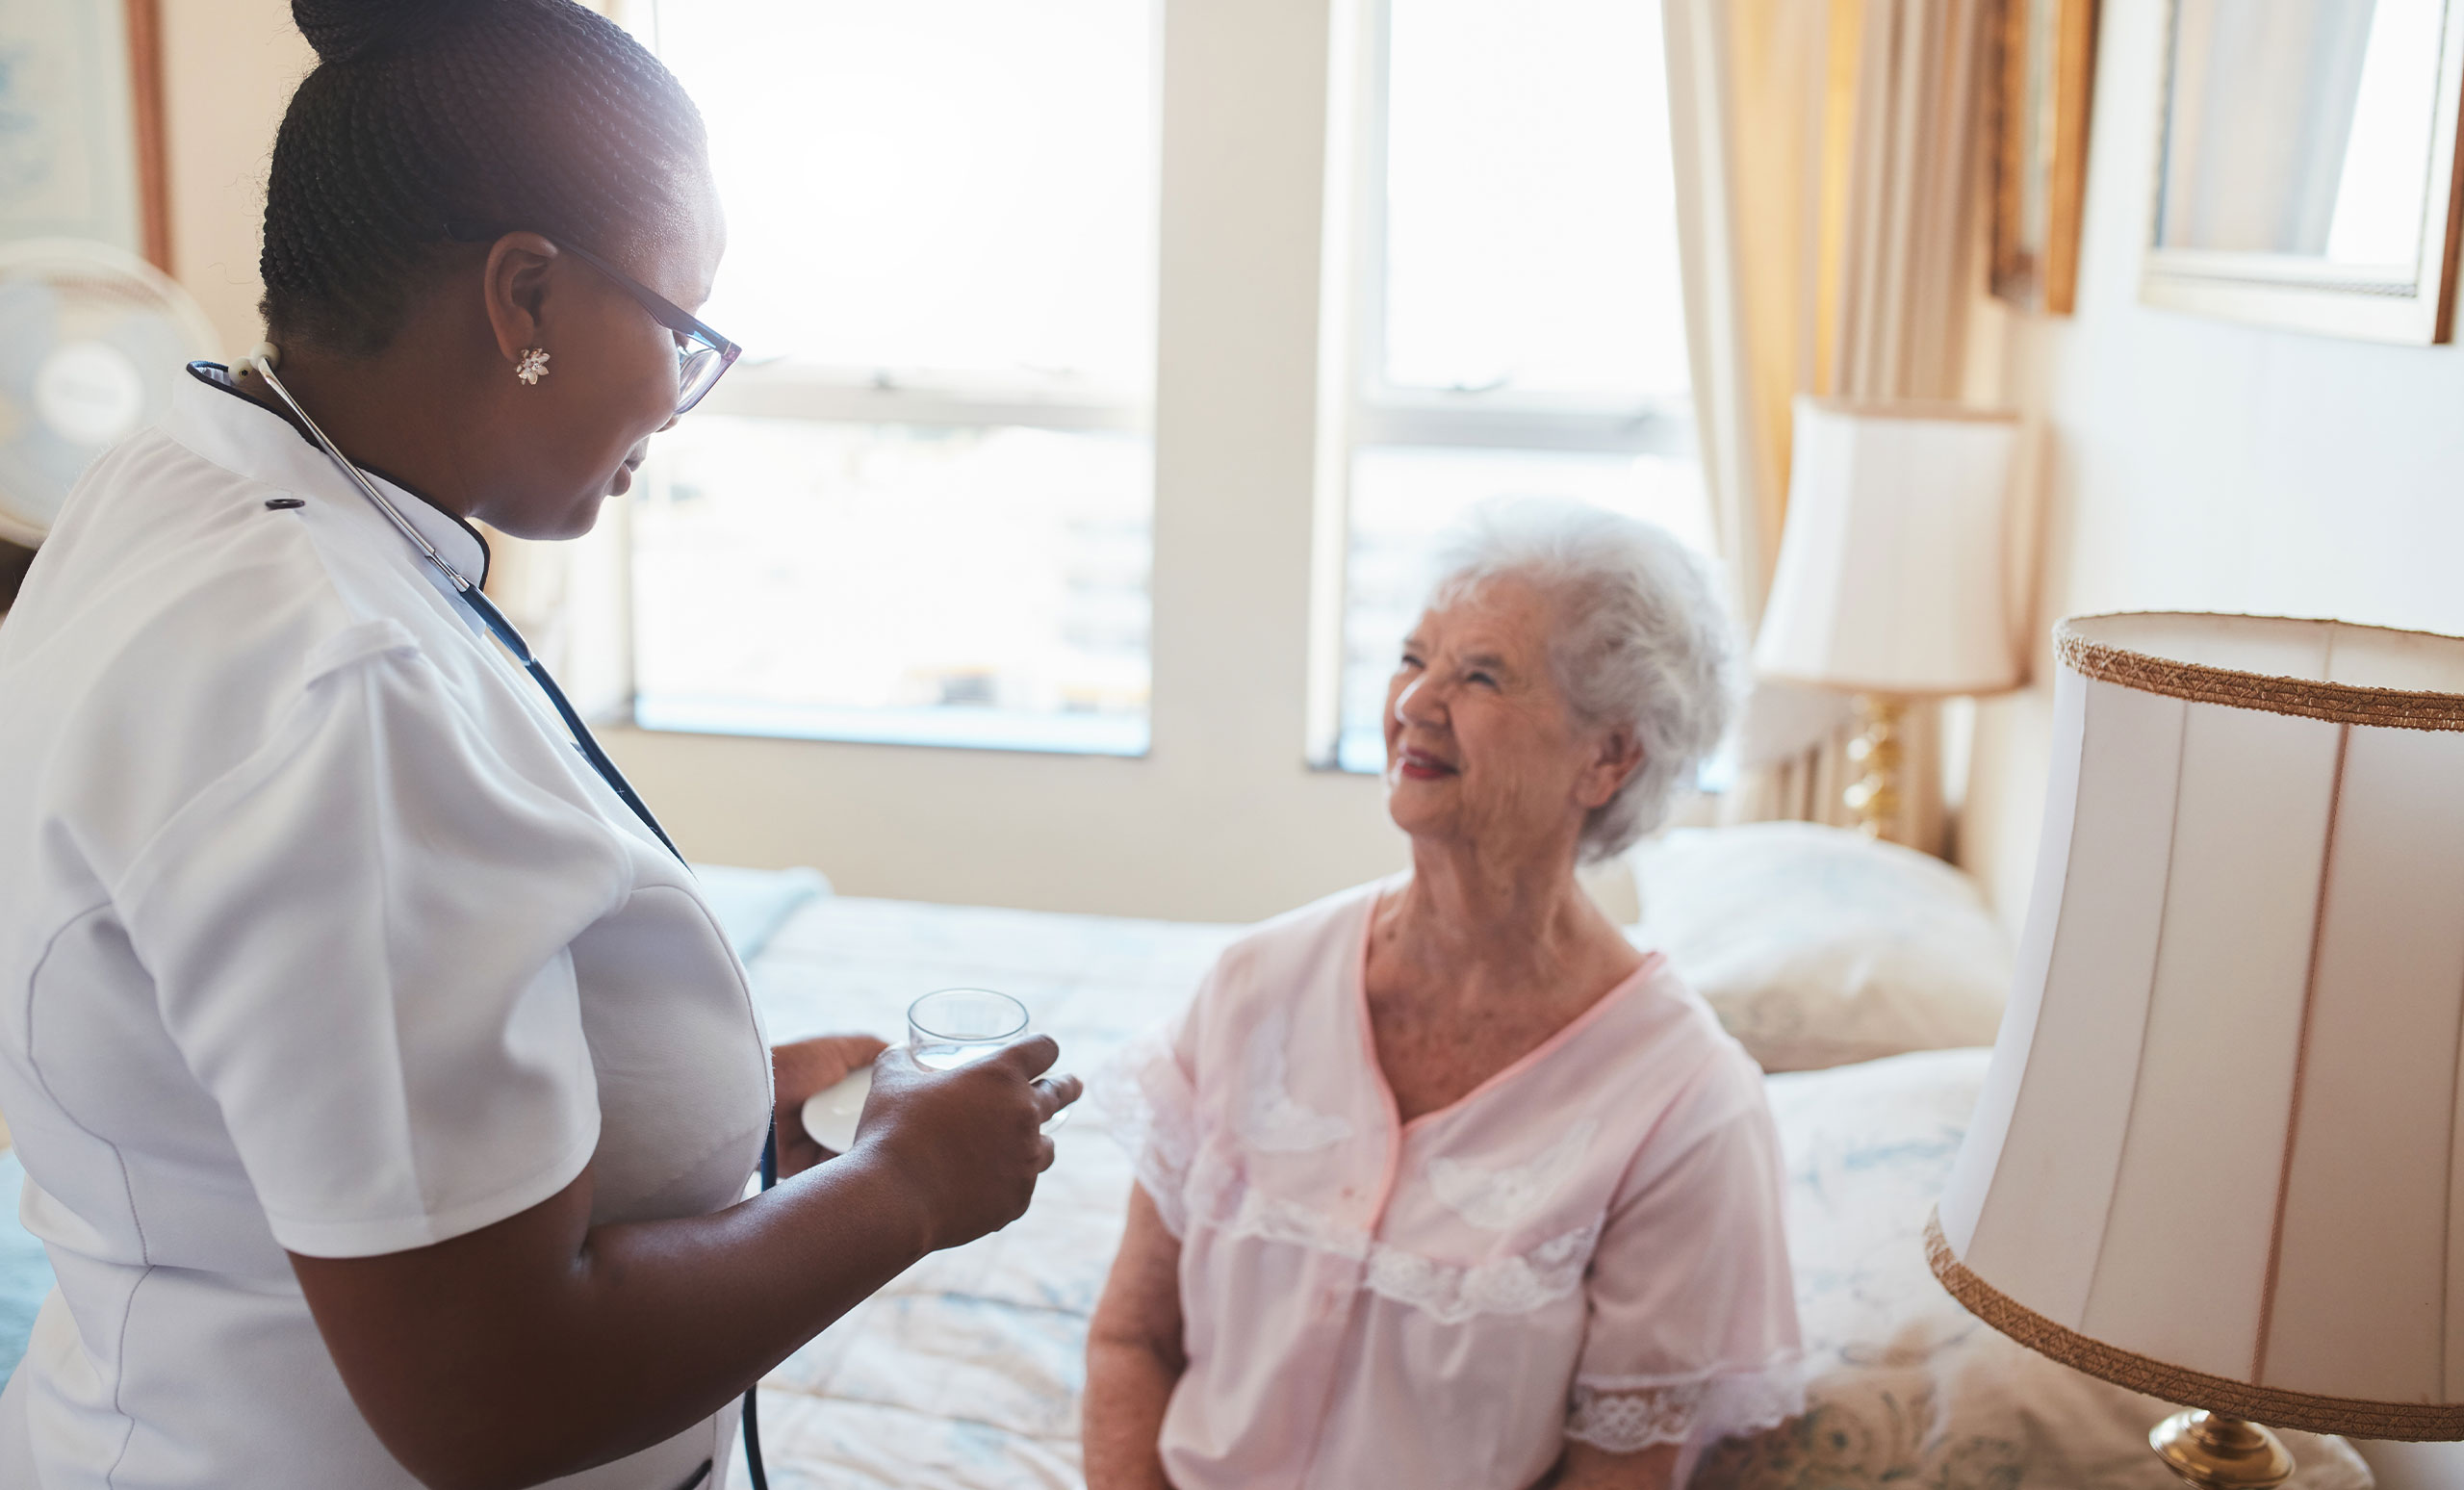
[445,221,742,416]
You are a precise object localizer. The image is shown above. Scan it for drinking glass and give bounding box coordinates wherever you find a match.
[907,988,1067,1128]
[907,988,1027,1067]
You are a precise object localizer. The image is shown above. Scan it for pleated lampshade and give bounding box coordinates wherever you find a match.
[1932,611,2464,1439]
[1753,398,2024,697]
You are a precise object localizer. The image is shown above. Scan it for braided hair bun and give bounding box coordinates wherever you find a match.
[290,0,475,65]
[262,0,706,355]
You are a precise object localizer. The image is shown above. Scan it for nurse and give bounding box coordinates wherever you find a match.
[0,1,1076,1487]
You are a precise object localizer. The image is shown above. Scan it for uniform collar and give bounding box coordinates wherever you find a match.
[169,363,491,587]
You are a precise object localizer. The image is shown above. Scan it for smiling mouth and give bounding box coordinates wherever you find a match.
[1396,747,1457,781]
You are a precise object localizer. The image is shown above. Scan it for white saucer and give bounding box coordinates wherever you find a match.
[800,1065,873,1153]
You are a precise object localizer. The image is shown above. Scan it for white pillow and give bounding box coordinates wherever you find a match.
[1627,822,2011,1071]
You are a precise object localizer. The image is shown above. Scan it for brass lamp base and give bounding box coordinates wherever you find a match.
[1841,693,1907,839]
[2150,1410,2295,1490]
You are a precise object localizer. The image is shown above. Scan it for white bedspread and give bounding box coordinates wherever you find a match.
[736,896,2370,1490]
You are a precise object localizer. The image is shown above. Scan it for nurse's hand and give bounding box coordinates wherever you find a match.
[855,1037,1081,1250]
[772,1034,890,1178]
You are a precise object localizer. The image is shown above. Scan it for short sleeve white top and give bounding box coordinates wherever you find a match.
[0,369,773,1489]
[1115,878,1803,1490]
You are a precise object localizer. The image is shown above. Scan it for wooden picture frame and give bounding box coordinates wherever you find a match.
[1990,0,2099,315]
[0,0,170,270]
[125,0,170,273]
[2141,0,2464,345]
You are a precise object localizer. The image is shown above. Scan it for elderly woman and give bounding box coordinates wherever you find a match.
[1083,501,1800,1490]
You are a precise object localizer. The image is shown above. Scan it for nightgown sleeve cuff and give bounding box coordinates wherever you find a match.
[1565,1355,1807,1453]
[1091,1022,1199,1237]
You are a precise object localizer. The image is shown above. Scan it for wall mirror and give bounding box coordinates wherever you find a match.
[2143,0,2464,343]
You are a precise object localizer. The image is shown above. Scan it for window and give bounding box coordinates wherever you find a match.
[626,0,1159,754]
[1328,0,1710,771]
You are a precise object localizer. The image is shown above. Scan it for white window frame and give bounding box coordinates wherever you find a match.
[616,0,1162,758]
[1308,0,1699,769]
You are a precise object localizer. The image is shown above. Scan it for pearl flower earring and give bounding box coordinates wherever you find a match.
[515,347,551,385]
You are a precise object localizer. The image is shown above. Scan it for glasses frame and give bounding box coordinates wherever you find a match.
[445,220,743,415]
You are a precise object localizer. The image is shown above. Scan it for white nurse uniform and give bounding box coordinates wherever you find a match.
[0,367,772,1488]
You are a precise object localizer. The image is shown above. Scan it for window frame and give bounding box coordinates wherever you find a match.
[617,0,1165,757]
[1310,0,1701,769]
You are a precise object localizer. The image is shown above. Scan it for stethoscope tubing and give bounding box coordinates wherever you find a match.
[235,351,685,862]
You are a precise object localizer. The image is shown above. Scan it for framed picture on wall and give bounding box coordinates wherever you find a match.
[1990,0,2099,314]
[0,0,168,268]
[2141,0,2464,344]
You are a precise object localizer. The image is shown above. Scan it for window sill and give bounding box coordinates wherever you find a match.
[633,698,1151,758]
[1328,731,1387,775]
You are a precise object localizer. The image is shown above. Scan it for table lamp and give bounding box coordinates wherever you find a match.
[1931,611,2464,1487]
[1752,398,2024,839]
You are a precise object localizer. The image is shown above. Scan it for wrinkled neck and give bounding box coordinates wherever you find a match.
[1384,836,1609,993]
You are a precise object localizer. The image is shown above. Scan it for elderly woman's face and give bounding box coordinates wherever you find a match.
[1383,577,1637,861]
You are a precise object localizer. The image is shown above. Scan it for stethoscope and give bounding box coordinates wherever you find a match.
[231,345,778,1490]
[232,344,683,862]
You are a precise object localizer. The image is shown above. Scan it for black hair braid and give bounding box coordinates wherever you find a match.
[261,0,706,357]
[292,0,471,64]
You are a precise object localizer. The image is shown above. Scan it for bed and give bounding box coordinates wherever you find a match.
[731,829,2374,1490]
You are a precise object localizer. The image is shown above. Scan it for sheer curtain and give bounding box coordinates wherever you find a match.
[1662,0,1991,849]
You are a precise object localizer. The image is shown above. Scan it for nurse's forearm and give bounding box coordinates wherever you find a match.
[295,1040,1071,1490]
[295,1150,935,1490]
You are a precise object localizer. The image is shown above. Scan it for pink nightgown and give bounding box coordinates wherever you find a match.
[1110,877,1802,1490]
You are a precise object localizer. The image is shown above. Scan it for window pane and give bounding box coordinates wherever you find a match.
[1336,447,1713,772]
[629,1,1159,755]
[633,418,1151,755]
[1380,0,1687,399]
[651,0,1157,392]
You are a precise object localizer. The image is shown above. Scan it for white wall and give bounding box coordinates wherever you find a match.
[159,0,312,353]
[154,0,1407,923]
[1962,0,2464,918]
[1961,5,2464,1486]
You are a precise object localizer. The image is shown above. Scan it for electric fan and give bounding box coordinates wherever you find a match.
[0,239,218,548]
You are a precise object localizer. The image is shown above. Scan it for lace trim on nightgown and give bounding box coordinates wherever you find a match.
[1102,1024,1601,1323]
[1091,1027,1198,1236]
[1427,1119,1598,1231]
[1564,1358,1807,1453]
[1234,1007,1352,1153]
[1191,1161,1603,1324]
[1363,1221,1598,1323]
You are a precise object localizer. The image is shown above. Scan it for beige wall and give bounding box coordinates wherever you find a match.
[1961,0,2464,923]
[153,0,1408,922]
[159,0,311,352]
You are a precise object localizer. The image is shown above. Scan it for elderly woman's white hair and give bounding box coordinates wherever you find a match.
[1425,499,1741,862]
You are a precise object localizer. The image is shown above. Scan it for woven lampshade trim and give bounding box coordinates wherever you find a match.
[2056,616,2464,732]
[1925,1210,2464,1440]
